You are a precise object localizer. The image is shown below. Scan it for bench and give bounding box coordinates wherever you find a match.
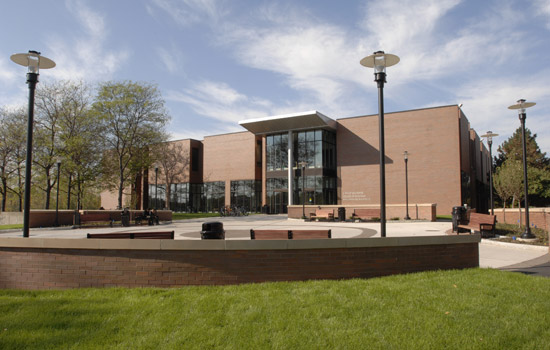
[352,209,381,221]
[250,229,331,240]
[77,212,115,227]
[457,213,496,237]
[86,231,175,239]
[291,229,331,239]
[309,209,334,221]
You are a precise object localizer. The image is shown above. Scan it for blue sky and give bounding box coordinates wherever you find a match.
[1,0,549,154]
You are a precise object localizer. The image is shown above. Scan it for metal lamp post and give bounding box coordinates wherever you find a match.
[154,167,159,209]
[10,51,55,237]
[298,161,308,219]
[508,99,536,239]
[360,51,400,237]
[481,131,499,215]
[54,159,61,227]
[403,151,411,220]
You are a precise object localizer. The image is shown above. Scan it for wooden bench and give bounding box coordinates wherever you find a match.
[77,212,115,227]
[86,231,175,239]
[352,209,381,221]
[457,213,496,237]
[250,229,331,240]
[309,209,334,221]
[291,229,331,239]
[250,229,292,240]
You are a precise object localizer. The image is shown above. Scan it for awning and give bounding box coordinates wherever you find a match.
[238,111,337,135]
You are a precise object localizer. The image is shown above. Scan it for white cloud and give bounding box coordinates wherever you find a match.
[534,0,550,29]
[148,0,227,26]
[156,45,185,73]
[166,80,272,124]
[45,0,129,81]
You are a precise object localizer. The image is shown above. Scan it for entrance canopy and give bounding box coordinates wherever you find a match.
[239,111,337,135]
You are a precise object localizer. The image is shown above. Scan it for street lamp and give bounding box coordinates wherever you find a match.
[154,167,159,210]
[54,159,61,227]
[298,161,308,219]
[508,99,536,239]
[481,131,499,215]
[360,51,400,237]
[403,151,411,220]
[10,51,55,237]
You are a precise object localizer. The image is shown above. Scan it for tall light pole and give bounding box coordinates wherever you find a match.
[360,51,400,237]
[508,99,536,239]
[54,159,61,227]
[298,161,308,219]
[403,151,411,220]
[154,167,159,209]
[10,51,55,237]
[481,131,499,215]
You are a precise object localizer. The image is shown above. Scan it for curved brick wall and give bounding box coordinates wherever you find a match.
[0,236,480,289]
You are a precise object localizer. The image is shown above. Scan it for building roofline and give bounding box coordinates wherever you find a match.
[337,104,461,121]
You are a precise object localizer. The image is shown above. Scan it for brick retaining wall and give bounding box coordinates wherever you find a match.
[0,236,479,289]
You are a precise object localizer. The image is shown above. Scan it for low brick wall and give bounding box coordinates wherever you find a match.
[0,210,173,228]
[288,204,437,221]
[0,235,479,289]
[493,208,549,233]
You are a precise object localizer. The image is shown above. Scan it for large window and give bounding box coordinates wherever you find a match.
[266,133,288,171]
[204,181,225,212]
[149,182,203,212]
[293,175,336,206]
[294,129,336,169]
[266,178,288,214]
[230,180,261,212]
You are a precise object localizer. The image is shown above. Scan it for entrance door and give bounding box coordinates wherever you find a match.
[268,190,288,214]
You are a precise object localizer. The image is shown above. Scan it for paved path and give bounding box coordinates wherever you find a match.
[1,215,548,272]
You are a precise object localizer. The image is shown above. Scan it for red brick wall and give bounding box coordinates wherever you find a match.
[0,242,478,289]
[494,208,550,233]
[337,106,463,216]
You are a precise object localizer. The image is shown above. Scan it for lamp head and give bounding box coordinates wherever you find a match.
[403,151,409,160]
[10,50,56,74]
[360,51,400,74]
[481,131,499,144]
[508,99,536,115]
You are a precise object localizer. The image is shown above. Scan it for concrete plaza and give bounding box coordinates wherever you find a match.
[1,215,548,271]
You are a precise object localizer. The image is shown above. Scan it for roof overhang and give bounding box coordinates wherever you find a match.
[238,111,337,135]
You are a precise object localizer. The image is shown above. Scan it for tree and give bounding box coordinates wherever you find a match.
[0,108,25,211]
[493,160,523,222]
[495,127,550,207]
[151,141,190,210]
[93,81,170,209]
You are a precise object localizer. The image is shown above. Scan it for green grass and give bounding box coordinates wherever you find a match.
[1,268,550,349]
[0,224,22,230]
[172,212,221,220]
[437,214,452,221]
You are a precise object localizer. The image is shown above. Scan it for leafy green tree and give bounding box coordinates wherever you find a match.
[495,127,550,207]
[151,140,190,210]
[93,81,170,209]
[493,160,523,222]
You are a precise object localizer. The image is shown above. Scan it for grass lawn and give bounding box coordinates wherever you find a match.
[172,212,221,221]
[1,268,550,349]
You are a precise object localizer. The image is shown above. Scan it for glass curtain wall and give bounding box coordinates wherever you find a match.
[204,181,225,212]
[230,180,261,212]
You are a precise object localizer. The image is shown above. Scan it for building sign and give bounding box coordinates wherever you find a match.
[343,191,369,201]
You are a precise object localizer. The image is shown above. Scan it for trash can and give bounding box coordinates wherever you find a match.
[201,221,225,239]
[338,207,346,222]
[452,206,467,233]
[121,210,130,227]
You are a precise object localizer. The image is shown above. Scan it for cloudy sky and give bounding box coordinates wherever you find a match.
[1,0,549,154]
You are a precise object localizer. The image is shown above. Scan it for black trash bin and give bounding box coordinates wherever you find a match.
[452,206,467,233]
[338,207,346,222]
[121,209,130,227]
[201,221,225,239]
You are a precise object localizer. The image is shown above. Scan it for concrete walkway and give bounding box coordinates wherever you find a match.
[1,215,548,271]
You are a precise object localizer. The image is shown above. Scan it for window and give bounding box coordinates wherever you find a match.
[192,147,199,172]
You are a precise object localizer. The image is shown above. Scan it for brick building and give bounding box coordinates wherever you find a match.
[101,105,491,217]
